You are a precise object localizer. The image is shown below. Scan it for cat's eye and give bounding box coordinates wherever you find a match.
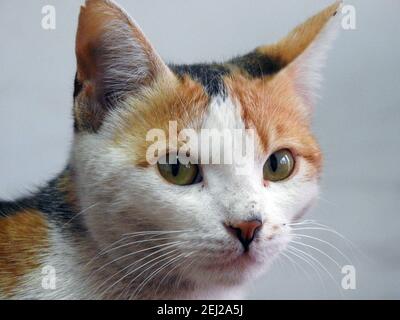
[157,155,202,186]
[263,149,295,182]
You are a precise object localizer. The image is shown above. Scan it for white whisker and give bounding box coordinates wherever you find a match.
[290,233,352,264]
[131,252,193,299]
[286,247,326,292]
[288,245,343,297]
[290,240,341,268]
[93,241,184,297]
[120,250,182,299]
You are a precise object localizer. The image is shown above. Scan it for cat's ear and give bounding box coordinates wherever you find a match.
[231,2,341,110]
[74,0,171,131]
[264,1,342,108]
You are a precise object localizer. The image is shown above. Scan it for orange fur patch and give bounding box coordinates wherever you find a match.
[57,170,79,211]
[76,0,162,84]
[0,210,49,296]
[225,73,322,178]
[114,75,209,167]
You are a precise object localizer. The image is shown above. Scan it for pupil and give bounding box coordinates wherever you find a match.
[171,163,180,176]
[269,155,278,172]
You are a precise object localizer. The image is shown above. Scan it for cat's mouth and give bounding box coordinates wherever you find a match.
[202,250,261,272]
[199,235,289,274]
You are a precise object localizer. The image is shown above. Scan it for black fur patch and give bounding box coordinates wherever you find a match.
[0,199,36,216]
[0,168,86,233]
[229,51,283,78]
[73,73,83,98]
[170,63,230,97]
[36,169,87,232]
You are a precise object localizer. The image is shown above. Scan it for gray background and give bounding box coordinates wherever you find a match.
[0,0,399,299]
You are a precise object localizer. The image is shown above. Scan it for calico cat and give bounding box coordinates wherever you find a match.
[0,0,341,299]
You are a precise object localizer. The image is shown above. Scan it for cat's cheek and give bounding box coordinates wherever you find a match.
[285,158,320,221]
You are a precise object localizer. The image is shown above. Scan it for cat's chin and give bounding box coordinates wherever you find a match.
[190,252,272,287]
[203,252,261,271]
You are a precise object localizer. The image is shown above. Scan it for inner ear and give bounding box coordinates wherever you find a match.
[74,0,171,132]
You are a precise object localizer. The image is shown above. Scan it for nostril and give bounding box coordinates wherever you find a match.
[226,219,263,251]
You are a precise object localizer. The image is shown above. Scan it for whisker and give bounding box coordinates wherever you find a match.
[84,235,136,269]
[290,240,342,269]
[290,220,366,264]
[120,250,183,299]
[88,240,183,282]
[295,221,366,259]
[290,227,355,247]
[290,221,356,249]
[172,253,199,290]
[106,247,183,299]
[62,202,98,228]
[131,252,193,299]
[121,229,194,237]
[290,233,352,264]
[280,251,313,282]
[93,241,184,297]
[287,219,317,226]
[99,236,180,256]
[286,247,327,292]
[87,232,181,268]
[170,250,211,292]
[288,245,343,297]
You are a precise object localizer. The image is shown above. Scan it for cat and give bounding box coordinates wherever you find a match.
[0,0,341,299]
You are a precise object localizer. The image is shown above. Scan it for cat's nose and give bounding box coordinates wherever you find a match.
[227,219,263,251]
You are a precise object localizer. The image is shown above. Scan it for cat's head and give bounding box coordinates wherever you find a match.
[71,0,341,294]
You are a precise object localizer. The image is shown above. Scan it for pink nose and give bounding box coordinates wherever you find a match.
[227,219,263,250]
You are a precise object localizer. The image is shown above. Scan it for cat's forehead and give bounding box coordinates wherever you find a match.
[168,50,282,98]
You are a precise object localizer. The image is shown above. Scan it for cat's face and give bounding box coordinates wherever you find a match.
[71,0,340,293]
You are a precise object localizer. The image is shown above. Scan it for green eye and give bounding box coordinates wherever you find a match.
[157,155,202,186]
[263,149,295,182]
